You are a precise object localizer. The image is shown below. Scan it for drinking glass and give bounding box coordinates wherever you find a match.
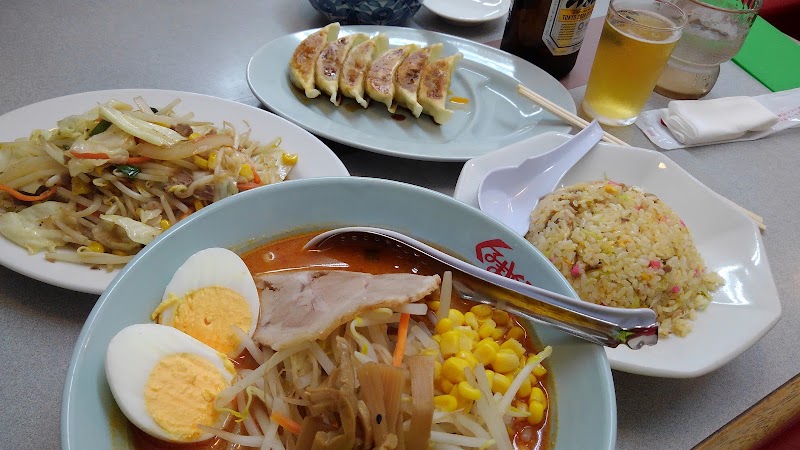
[654,0,761,100]
[581,0,687,126]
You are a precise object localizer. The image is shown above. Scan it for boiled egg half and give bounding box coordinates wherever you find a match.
[105,323,235,443]
[152,247,260,357]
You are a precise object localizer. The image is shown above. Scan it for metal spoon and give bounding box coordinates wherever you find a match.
[478,121,605,236]
[305,226,659,349]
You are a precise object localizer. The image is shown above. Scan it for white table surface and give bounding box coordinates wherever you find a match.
[1,1,798,449]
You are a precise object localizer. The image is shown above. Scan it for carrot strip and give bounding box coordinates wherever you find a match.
[178,208,193,221]
[70,151,110,159]
[270,411,302,435]
[125,156,152,164]
[236,182,260,191]
[393,313,411,367]
[0,184,57,202]
[252,169,262,185]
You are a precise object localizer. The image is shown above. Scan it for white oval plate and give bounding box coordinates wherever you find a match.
[247,26,574,162]
[425,0,511,25]
[454,132,782,378]
[0,89,349,295]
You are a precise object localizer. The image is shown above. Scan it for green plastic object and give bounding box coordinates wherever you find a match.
[733,16,800,92]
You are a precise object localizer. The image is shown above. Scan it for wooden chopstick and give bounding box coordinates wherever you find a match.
[516,84,767,231]
[517,85,629,147]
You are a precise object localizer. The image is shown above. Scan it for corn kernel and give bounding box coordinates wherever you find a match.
[428,300,440,311]
[86,241,105,253]
[435,318,453,335]
[528,374,538,386]
[434,395,458,412]
[530,387,546,405]
[208,152,218,168]
[500,338,526,358]
[192,155,209,169]
[188,132,202,140]
[485,370,495,388]
[193,199,205,212]
[282,152,298,164]
[478,338,500,350]
[71,177,91,195]
[491,327,507,340]
[239,164,254,180]
[458,331,475,351]
[456,351,479,368]
[464,311,479,330]
[478,319,496,339]
[449,386,471,410]
[93,166,104,175]
[492,349,520,374]
[432,335,441,343]
[474,341,498,365]
[439,379,455,394]
[604,184,619,194]
[111,250,127,257]
[491,372,511,394]
[492,310,510,326]
[470,304,493,319]
[433,360,442,380]
[448,309,465,327]
[458,381,482,401]
[440,331,459,358]
[516,378,532,399]
[532,363,548,378]
[527,400,545,425]
[159,219,171,230]
[442,357,470,383]
[506,326,525,341]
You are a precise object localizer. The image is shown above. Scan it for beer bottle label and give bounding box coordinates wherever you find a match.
[542,0,596,56]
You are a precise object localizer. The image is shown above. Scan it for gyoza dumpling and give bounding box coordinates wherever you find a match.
[340,34,389,108]
[395,43,443,118]
[315,33,368,105]
[289,22,340,99]
[418,52,463,125]
[366,44,419,112]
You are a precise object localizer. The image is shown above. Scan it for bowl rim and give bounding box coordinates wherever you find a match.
[61,176,616,450]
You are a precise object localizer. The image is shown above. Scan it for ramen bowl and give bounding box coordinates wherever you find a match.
[61,177,615,449]
[308,0,423,25]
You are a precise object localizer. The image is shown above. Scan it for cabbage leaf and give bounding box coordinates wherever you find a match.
[99,214,161,244]
[0,202,67,253]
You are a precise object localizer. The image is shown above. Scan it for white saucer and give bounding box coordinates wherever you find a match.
[424,0,511,25]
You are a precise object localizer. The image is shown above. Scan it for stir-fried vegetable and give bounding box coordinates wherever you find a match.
[0,97,297,269]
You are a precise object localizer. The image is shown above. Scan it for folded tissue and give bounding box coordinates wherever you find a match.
[636,88,800,149]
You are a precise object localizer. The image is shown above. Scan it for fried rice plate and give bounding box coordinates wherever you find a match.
[525,180,723,337]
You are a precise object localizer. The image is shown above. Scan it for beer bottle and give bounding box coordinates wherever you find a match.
[500,0,597,79]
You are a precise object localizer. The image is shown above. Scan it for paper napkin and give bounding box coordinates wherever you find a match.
[661,97,779,145]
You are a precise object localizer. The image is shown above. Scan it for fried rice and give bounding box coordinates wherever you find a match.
[525,180,723,337]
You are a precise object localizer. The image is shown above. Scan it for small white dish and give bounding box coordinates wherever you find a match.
[0,89,349,295]
[247,25,574,162]
[454,131,782,378]
[424,0,511,25]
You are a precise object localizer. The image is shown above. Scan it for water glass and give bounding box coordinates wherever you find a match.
[582,0,687,126]
[654,0,762,100]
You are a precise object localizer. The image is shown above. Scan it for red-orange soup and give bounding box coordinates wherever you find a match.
[130,231,552,450]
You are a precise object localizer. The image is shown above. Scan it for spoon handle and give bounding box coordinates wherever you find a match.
[306,227,659,349]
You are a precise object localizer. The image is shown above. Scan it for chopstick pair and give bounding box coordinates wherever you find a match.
[516,84,767,231]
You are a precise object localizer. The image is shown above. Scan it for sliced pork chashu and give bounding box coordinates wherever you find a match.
[254,270,440,350]
[395,44,442,118]
[340,34,389,108]
[418,52,463,125]
[315,33,368,105]
[365,44,418,112]
[289,22,340,99]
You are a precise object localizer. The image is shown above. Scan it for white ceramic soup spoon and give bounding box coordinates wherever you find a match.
[477,121,605,236]
[305,226,659,350]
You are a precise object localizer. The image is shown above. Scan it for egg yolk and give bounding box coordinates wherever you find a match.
[144,353,228,441]
[171,286,251,356]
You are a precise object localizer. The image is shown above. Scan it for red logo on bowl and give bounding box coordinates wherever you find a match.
[475,239,530,284]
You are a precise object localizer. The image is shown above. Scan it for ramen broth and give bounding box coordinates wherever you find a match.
[130,230,552,450]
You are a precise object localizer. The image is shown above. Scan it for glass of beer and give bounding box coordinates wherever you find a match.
[581,0,687,126]
[654,0,761,100]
